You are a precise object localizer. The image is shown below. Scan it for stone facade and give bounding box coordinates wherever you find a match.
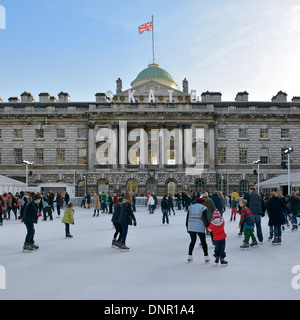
[0,71,299,196]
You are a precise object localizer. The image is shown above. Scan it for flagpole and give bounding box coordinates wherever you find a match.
[152,15,155,64]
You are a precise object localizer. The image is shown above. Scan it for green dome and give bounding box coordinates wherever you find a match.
[131,63,178,88]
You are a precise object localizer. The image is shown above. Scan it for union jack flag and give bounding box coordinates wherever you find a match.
[138,21,153,34]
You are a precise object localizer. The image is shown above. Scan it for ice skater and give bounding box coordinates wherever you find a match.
[207,209,228,266]
[111,197,123,248]
[61,202,75,238]
[22,193,42,252]
[239,199,258,249]
[186,198,210,263]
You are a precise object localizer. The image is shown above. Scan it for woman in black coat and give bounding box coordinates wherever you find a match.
[117,192,137,251]
[22,193,42,252]
[266,192,285,245]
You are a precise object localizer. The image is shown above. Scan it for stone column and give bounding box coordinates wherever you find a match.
[138,122,148,169]
[88,122,95,171]
[111,121,119,170]
[176,122,184,169]
[119,121,127,169]
[159,123,166,170]
[208,122,215,170]
[184,122,194,166]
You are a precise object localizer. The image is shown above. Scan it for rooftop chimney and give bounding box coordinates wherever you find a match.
[272,91,287,102]
[95,93,107,102]
[201,91,222,102]
[235,91,249,102]
[39,93,51,102]
[21,92,35,103]
[58,91,70,102]
[8,97,20,103]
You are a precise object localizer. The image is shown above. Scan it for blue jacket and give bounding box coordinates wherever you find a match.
[22,201,39,224]
[248,192,263,215]
[118,200,136,225]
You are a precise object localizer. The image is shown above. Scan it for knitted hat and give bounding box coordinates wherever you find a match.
[213,209,221,218]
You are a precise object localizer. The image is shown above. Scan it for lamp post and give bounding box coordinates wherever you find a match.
[253,160,261,194]
[284,147,294,194]
[22,160,34,190]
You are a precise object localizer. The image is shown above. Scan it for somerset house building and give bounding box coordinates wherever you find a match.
[0,62,300,197]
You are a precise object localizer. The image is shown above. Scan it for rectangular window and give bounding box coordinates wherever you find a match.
[218,148,226,164]
[0,129,2,139]
[260,149,269,164]
[57,149,65,165]
[14,129,23,139]
[239,129,248,139]
[35,129,44,139]
[217,129,226,139]
[77,128,87,139]
[78,148,87,165]
[36,148,44,165]
[57,129,65,139]
[260,128,268,139]
[281,129,289,138]
[14,148,23,164]
[239,148,248,164]
[0,151,1,164]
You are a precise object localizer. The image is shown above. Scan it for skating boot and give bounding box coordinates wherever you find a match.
[220,258,228,266]
[250,240,259,248]
[23,243,33,253]
[187,255,193,262]
[240,242,249,250]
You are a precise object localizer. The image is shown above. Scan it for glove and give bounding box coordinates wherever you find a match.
[133,221,137,226]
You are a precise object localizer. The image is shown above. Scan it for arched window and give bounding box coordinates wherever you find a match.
[146,178,158,195]
[195,179,207,194]
[127,179,138,194]
[77,180,85,197]
[167,180,177,196]
[239,180,249,196]
[98,179,109,194]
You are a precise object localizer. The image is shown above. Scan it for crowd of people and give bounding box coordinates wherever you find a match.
[1,186,299,261]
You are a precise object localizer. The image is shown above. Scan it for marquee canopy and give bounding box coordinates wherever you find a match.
[259,172,300,189]
[0,175,26,194]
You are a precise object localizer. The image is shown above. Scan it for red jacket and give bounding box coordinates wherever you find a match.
[207,217,227,241]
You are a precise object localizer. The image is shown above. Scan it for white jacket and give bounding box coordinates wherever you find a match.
[148,196,155,205]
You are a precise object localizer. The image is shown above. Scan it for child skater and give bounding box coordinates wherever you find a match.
[239,199,258,249]
[62,202,75,238]
[207,209,228,266]
[230,197,238,221]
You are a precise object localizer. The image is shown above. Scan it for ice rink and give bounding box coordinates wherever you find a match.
[0,205,299,300]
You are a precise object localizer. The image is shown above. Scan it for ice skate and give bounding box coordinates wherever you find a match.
[23,243,34,253]
[30,242,39,250]
[187,255,193,262]
[112,239,120,249]
[272,237,281,245]
[220,258,228,266]
[119,243,130,252]
[66,234,73,238]
[250,240,258,248]
[204,255,210,263]
[240,242,249,250]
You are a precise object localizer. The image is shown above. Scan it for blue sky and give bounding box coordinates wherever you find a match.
[1,0,300,102]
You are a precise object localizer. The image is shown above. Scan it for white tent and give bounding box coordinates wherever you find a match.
[0,175,26,195]
[258,172,300,189]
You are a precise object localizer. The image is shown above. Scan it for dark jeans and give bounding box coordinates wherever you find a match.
[118,223,129,244]
[65,223,70,235]
[113,222,122,239]
[24,222,35,244]
[214,239,226,259]
[188,232,208,256]
[254,213,263,242]
[162,209,169,224]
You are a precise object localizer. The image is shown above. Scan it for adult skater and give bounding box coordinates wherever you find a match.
[111,197,122,248]
[186,198,210,263]
[92,192,100,217]
[117,192,137,251]
[286,191,300,231]
[161,196,169,224]
[248,187,264,243]
[22,193,42,252]
[266,192,285,245]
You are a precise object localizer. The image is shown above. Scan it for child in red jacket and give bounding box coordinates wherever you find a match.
[207,209,228,266]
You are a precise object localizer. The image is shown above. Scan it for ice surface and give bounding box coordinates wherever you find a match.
[0,206,299,300]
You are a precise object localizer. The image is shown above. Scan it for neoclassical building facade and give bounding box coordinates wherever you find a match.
[1,63,300,197]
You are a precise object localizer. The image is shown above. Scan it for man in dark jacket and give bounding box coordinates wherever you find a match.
[248,187,264,243]
[22,193,41,252]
